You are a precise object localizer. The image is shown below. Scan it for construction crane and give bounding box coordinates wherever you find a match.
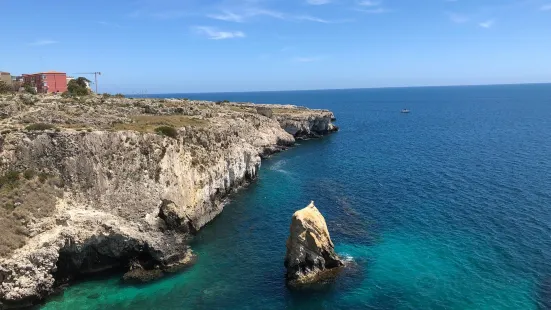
[73,72,102,93]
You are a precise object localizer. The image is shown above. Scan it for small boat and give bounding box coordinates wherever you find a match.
[401,109,410,113]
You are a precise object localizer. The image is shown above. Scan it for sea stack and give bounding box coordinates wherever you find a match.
[284,201,344,284]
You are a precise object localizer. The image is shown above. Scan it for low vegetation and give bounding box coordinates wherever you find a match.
[154,126,178,139]
[113,115,208,133]
[0,170,63,257]
[0,81,11,94]
[25,123,57,131]
[256,107,273,118]
[67,77,91,96]
[23,83,37,95]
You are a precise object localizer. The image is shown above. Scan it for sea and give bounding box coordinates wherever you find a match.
[42,84,551,309]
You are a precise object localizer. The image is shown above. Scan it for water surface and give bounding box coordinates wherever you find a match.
[44,84,551,309]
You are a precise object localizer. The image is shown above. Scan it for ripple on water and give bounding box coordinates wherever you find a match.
[336,231,538,310]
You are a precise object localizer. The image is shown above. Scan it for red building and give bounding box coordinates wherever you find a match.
[22,71,67,93]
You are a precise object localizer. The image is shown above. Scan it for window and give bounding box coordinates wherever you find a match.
[41,75,46,80]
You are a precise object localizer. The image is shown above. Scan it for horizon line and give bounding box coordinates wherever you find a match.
[126,81,551,96]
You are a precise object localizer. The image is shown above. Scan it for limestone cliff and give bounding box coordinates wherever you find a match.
[285,201,343,284]
[0,94,337,308]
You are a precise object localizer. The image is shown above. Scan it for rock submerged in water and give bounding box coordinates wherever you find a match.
[284,201,344,284]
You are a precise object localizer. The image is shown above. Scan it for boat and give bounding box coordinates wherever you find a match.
[401,109,410,113]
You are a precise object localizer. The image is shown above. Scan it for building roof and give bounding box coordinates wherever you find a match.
[0,72,10,75]
[22,71,66,75]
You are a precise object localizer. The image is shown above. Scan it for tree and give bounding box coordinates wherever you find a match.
[67,77,91,96]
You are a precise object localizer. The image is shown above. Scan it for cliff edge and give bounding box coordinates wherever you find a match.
[0,94,338,308]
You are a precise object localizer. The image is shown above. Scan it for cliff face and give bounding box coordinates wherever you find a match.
[0,95,337,308]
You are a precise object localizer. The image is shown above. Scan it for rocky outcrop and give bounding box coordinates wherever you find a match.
[0,94,338,308]
[284,201,343,284]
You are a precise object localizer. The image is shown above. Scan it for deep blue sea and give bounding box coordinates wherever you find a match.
[43,84,551,309]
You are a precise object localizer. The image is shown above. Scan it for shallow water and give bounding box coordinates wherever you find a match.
[43,84,551,309]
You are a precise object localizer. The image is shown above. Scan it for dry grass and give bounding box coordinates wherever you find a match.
[228,106,255,113]
[112,115,208,133]
[0,170,62,257]
[271,107,307,115]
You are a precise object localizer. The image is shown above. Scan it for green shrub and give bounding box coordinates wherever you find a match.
[23,169,35,180]
[25,123,56,131]
[23,84,37,94]
[114,93,125,98]
[154,126,178,139]
[102,93,112,98]
[0,170,20,189]
[67,77,91,96]
[61,91,72,98]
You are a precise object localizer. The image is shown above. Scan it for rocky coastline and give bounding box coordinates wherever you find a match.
[0,94,337,308]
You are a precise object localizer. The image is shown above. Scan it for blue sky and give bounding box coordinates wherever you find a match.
[1,0,551,93]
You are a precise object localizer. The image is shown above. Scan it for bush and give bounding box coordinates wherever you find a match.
[25,123,56,131]
[102,93,112,98]
[23,84,37,94]
[19,94,38,105]
[23,169,35,180]
[61,91,72,98]
[114,93,125,98]
[67,77,91,96]
[256,107,273,118]
[0,170,20,189]
[0,81,12,94]
[154,126,178,139]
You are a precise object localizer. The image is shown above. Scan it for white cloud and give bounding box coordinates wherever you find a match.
[356,7,388,14]
[295,15,352,23]
[246,8,286,19]
[207,11,245,23]
[194,26,245,40]
[479,19,495,28]
[355,0,388,13]
[358,0,380,6]
[306,0,331,4]
[207,7,346,23]
[541,4,551,11]
[207,8,285,22]
[28,40,58,46]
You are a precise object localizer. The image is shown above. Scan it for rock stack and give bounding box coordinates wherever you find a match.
[284,201,343,284]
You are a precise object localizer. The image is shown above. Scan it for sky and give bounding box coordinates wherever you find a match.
[1,0,551,93]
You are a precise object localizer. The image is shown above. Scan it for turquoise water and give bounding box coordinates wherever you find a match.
[43,84,551,309]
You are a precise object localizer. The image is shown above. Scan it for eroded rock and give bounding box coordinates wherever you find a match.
[0,94,338,307]
[284,201,344,284]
